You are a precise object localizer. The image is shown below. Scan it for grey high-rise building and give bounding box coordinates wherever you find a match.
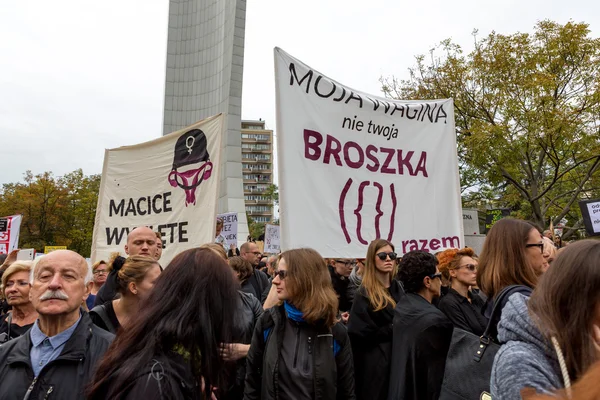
[163,0,249,243]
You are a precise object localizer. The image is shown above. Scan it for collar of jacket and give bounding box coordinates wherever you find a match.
[6,309,93,366]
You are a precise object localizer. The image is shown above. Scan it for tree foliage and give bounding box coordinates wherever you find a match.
[0,170,100,256]
[382,20,600,238]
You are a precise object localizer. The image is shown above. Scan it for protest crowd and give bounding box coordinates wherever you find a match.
[0,217,598,400]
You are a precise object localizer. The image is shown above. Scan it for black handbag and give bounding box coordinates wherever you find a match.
[439,285,529,400]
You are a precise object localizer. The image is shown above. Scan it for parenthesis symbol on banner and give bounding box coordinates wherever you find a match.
[373,182,384,239]
[339,178,353,244]
[387,183,397,241]
[354,181,370,245]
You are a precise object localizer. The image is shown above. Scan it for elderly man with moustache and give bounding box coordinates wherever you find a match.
[0,250,114,400]
[93,226,160,307]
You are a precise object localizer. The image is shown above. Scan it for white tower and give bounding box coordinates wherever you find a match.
[163,0,249,244]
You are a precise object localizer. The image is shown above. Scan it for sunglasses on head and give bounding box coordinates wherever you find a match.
[274,270,287,280]
[376,252,397,261]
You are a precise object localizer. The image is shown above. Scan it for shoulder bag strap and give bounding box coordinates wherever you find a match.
[90,304,116,334]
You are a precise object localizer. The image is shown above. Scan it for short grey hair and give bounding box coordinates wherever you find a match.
[30,254,94,285]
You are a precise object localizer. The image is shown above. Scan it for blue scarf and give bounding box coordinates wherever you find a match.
[284,301,305,322]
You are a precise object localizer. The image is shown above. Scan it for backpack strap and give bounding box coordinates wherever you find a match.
[90,304,116,334]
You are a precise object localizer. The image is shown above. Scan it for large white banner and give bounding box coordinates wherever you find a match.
[92,114,224,266]
[0,215,22,254]
[274,48,463,257]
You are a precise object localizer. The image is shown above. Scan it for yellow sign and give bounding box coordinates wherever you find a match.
[44,246,67,253]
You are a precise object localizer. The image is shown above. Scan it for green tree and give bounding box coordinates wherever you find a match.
[382,20,600,239]
[0,169,100,256]
[246,213,265,240]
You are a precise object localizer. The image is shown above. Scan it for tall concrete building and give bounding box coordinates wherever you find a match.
[241,120,273,224]
[162,0,249,242]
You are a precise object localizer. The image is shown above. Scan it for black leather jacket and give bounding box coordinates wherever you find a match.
[244,305,355,400]
[223,291,263,399]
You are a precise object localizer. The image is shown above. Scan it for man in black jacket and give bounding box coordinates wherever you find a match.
[0,250,114,400]
[388,251,453,400]
[240,242,270,302]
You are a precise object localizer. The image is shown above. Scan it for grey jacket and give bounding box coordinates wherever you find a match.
[490,293,563,399]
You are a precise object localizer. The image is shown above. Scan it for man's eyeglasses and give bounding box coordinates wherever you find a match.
[93,270,108,276]
[252,252,262,256]
[376,252,397,261]
[335,260,357,267]
[274,270,288,280]
[429,272,442,280]
[525,243,544,254]
[458,264,477,272]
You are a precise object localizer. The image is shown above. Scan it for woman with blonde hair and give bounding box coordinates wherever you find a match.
[437,247,488,335]
[89,255,161,334]
[86,260,108,310]
[347,239,404,400]
[244,248,355,400]
[0,261,37,343]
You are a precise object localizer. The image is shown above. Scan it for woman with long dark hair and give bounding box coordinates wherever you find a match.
[244,248,355,400]
[347,239,404,400]
[87,248,239,399]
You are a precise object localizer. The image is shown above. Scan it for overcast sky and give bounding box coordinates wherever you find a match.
[1,0,599,185]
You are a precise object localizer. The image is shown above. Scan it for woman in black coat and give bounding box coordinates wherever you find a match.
[244,249,355,400]
[348,239,404,400]
[436,247,488,336]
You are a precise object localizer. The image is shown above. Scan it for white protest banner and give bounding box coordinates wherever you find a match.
[274,48,463,257]
[92,114,224,266]
[217,212,239,248]
[0,215,22,254]
[264,224,281,254]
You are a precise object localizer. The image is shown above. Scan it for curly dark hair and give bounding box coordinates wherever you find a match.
[398,251,438,293]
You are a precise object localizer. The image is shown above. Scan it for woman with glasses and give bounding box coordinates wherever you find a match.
[436,247,489,336]
[244,248,355,400]
[86,260,108,310]
[477,218,546,341]
[348,239,404,400]
[0,261,37,343]
[328,258,356,314]
[89,255,161,334]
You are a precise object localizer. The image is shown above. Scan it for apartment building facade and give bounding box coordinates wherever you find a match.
[241,120,273,223]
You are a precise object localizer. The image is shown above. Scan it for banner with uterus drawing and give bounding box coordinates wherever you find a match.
[274,48,463,257]
[91,114,223,266]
